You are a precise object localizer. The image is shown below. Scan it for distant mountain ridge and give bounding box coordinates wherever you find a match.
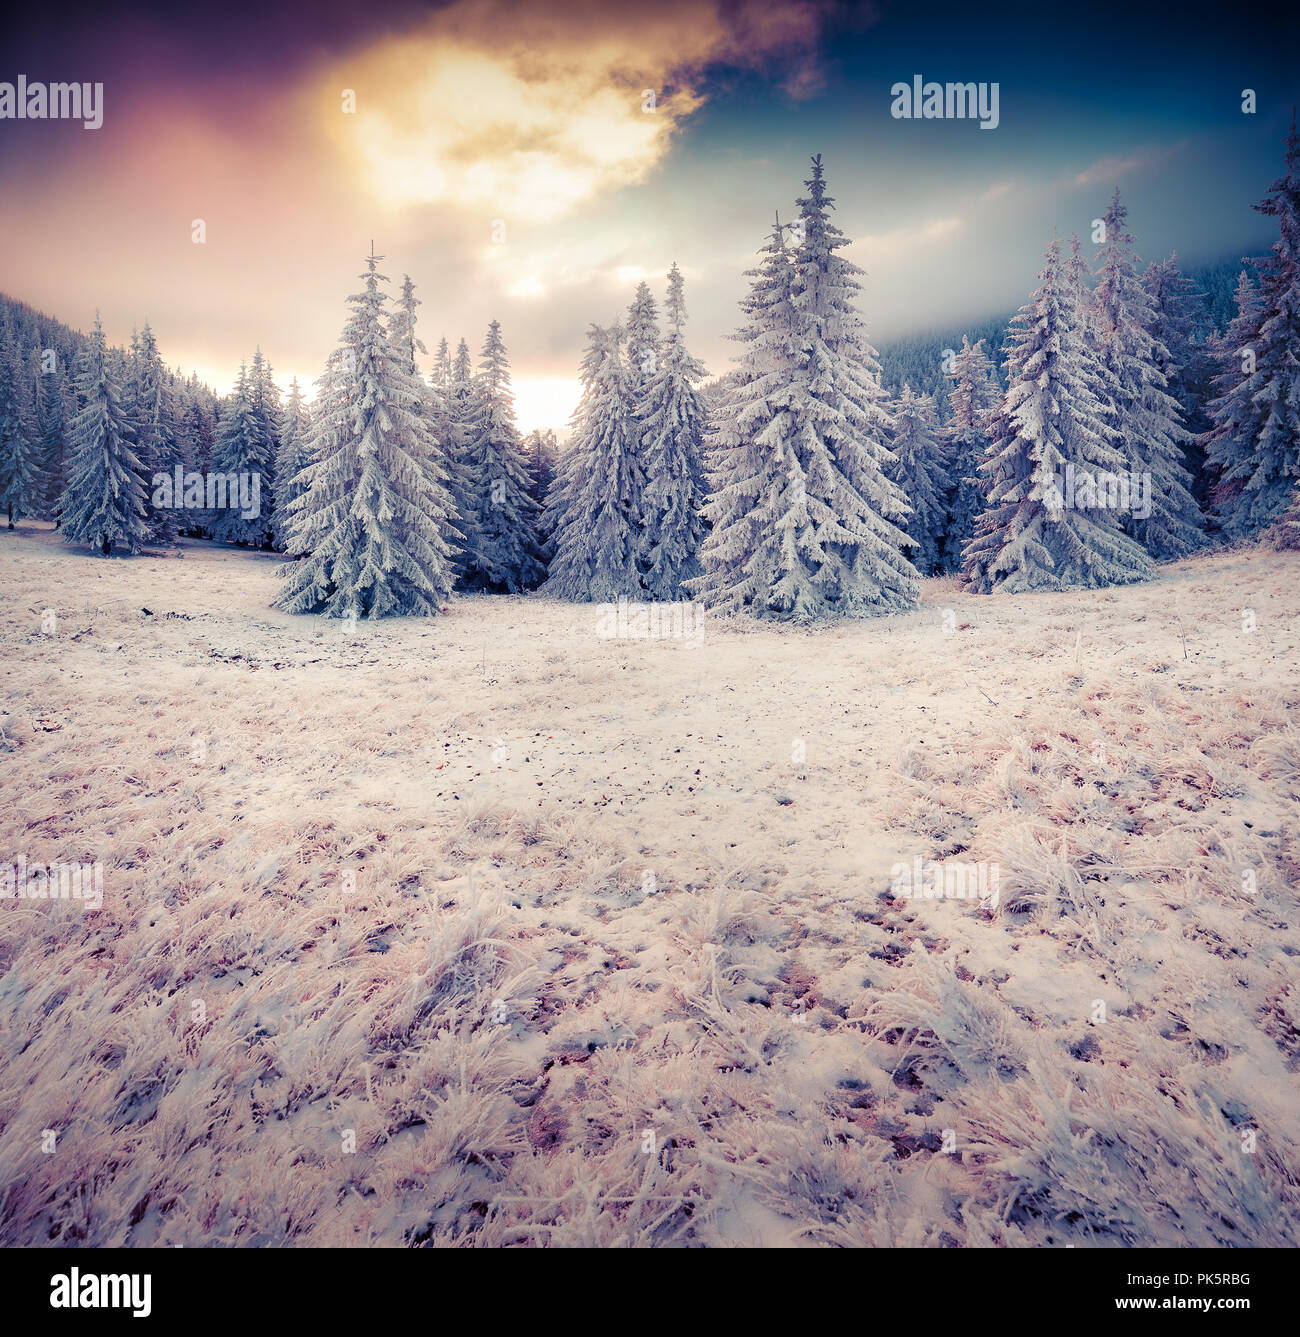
[874,251,1252,420]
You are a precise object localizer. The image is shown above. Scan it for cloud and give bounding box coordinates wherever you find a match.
[851,214,964,264]
[317,0,834,220]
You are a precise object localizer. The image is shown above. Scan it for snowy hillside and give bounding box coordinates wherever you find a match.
[2,523,1297,1246]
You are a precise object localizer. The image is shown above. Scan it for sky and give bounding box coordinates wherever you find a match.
[1,0,1298,431]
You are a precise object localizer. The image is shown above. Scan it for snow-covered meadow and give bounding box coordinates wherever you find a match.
[1,523,1298,1246]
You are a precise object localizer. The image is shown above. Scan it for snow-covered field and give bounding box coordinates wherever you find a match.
[2,522,1298,1247]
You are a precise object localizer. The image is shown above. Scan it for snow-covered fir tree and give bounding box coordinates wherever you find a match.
[1091,190,1203,558]
[456,320,544,591]
[209,363,273,546]
[60,315,147,555]
[443,336,480,576]
[247,349,281,536]
[695,158,917,619]
[273,377,310,552]
[942,335,999,573]
[1202,271,1265,526]
[1201,118,1300,537]
[963,238,1154,593]
[640,262,708,599]
[433,336,452,399]
[1142,252,1209,418]
[691,214,803,612]
[275,250,457,617]
[625,281,661,402]
[38,353,69,516]
[543,322,645,601]
[124,322,176,542]
[390,276,461,548]
[887,384,949,575]
[1142,251,1215,503]
[0,329,42,527]
[1264,480,1300,550]
[523,428,559,507]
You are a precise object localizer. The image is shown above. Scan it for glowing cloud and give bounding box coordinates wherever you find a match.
[319,0,832,220]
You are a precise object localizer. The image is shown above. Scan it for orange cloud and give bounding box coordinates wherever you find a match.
[317,0,834,220]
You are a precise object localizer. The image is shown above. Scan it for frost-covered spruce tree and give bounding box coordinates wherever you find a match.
[790,157,917,615]
[942,336,998,572]
[1092,190,1203,557]
[273,377,310,552]
[690,216,797,613]
[1141,252,1208,419]
[962,239,1153,593]
[390,277,462,551]
[887,384,949,575]
[1264,480,1300,550]
[543,323,645,600]
[524,428,558,508]
[640,262,708,599]
[1202,119,1300,537]
[716,155,916,618]
[276,250,456,618]
[444,337,481,576]
[0,331,42,527]
[433,336,451,398]
[625,281,660,404]
[1143,252,1215,503]
[38,354,69,516]
[60,316,147,555]
[209,363,273,546]
[122,323,177,542]
[248,349,281,535]
[1202,271,1265,525]
[456,321,543,591]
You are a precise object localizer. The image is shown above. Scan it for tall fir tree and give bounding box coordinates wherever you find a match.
[390,277,462,551]
[457,320,544,591]
[543,323,645,601]
[1143,251,1216,505]
[691,214,805,613]
[942,335,999,573]
[1202,271,1265,525]
[623,280,660,567]
[209,364,272,546]
[887,384,950,576]
[444,336,480,576]
[1091,191,1203,558]
[522,428,559,508]
[432,336,452,399]
[640,262,708,599]
[38,351,70,517]
[60,315,147,555]
[0,328,42,528]
[962,239,1154,593]
[696,159,917,619]
[276,250,457,617]
[785,155,917,615]
[124,322,177,542]
[1202,118,1300,537]
[273,377,310,552]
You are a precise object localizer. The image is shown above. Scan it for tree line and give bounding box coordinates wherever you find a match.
[1,122,1296,616]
